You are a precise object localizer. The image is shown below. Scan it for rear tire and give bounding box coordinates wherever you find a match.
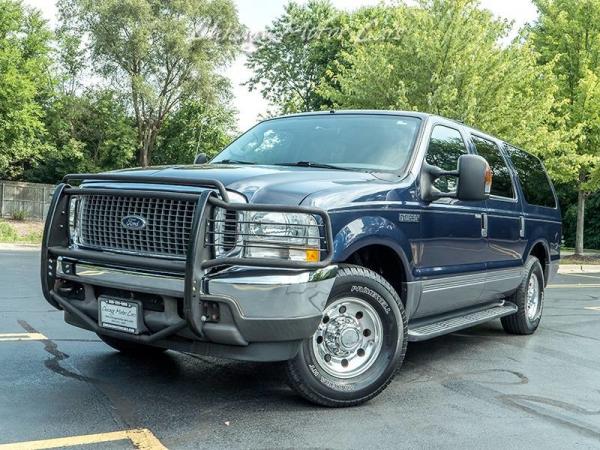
[501,256,544,335]
[98,334,167,356]
[286,266,407,407]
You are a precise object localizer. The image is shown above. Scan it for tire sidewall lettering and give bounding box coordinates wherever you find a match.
[350,284,391,314]
[308,364,356,392]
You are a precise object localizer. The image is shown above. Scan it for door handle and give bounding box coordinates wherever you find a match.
[519,216,525,238]
[476,213,488,238]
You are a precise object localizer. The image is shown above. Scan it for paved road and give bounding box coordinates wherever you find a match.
[1,249,600,449]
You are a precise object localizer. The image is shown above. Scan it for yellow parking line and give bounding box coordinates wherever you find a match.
[0,333,47,342]
[0,428,167,450]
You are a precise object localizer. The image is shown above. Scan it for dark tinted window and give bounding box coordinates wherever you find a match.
[506,146,556,208]
[472,136,514,198]
[426,125,468,192]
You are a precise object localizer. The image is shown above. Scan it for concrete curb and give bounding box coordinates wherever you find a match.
[558,264,600,274]
[0,243,41,251]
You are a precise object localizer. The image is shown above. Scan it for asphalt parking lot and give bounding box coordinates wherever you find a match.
[1,248,600,449]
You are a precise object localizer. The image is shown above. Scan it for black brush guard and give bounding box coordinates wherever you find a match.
[41,173,334,344]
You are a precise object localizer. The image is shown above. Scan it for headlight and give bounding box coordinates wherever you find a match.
[212,209,322,263]
[213,207,240,256]
[68,197,80,243]
[243,211,321,262]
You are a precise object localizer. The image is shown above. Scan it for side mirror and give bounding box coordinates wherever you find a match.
[456,154,492,201]
[194,153,208,164]
[421,154,491,202]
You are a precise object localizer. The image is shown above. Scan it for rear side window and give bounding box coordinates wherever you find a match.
[506,146,556,208]
[472,136,514,199]
[426,125,468,192]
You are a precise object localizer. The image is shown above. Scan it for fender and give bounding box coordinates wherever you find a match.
[524,237,552,284]
[332,216,414,283]
[525,238,550,261]
[524,217,560,261]
[331,215,423,318]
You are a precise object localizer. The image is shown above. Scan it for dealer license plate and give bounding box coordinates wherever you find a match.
[98,297,141,334]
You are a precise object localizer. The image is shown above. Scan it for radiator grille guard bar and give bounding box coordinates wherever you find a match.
[42,176,334,341]
[60,191,333,269]
[51,174,334,271]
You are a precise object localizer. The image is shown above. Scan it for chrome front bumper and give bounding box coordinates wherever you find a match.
[58,262,337,321]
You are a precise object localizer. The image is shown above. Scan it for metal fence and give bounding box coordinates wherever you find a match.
[0,181,56,221]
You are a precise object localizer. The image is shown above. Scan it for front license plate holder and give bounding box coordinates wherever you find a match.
[98,296,142,335]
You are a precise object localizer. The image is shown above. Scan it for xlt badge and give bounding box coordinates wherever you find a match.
[398,213,420,223]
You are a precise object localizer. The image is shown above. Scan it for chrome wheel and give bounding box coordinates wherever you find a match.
[526,273,540,321]
[312,297,383,379]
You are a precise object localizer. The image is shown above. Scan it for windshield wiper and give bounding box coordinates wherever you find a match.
[274,161,351,171]
[215,159,256,165]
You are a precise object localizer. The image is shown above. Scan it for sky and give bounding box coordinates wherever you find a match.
[24,0,538,131]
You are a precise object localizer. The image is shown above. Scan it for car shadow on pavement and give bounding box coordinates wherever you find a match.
[76,321,509,415]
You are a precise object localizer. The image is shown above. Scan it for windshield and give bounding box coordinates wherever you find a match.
[212,114,422,172]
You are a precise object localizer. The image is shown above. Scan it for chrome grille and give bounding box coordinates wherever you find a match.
[78,195,196,259]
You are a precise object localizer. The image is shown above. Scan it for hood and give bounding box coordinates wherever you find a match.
[105,164,409,208]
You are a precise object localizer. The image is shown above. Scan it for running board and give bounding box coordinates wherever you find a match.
[408,303,518,342]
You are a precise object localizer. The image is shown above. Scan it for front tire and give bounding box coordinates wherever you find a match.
[286,266,407,407]
[501,256,545,335]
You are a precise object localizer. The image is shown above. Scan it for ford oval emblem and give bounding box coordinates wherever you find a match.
[121,215,147,231]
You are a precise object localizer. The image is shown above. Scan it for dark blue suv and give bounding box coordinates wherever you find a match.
[41,111,561,407]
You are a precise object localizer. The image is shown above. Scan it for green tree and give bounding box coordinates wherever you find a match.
[153,96,236,165]
[27,90,137,182]
[246,0,345,113]
[54,0,88,97]
[562,191,600,249]
[58,0,245,167]
[531,0,600,255]
[0,0,53,180]
[320,0,567,165]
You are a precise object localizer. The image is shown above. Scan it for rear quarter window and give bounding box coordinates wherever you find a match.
[506,145,556,208]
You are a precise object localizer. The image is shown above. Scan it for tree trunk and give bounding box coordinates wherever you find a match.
[575,190,586,256]
[138,124,159,168]
[139,131,149,167]
[146,127,158,166]
[138,125,153,167]
[139,142,150,167]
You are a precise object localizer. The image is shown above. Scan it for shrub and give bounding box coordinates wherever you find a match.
[22,230,43,243]
[11,210,27,221]
[0,222,18,242]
